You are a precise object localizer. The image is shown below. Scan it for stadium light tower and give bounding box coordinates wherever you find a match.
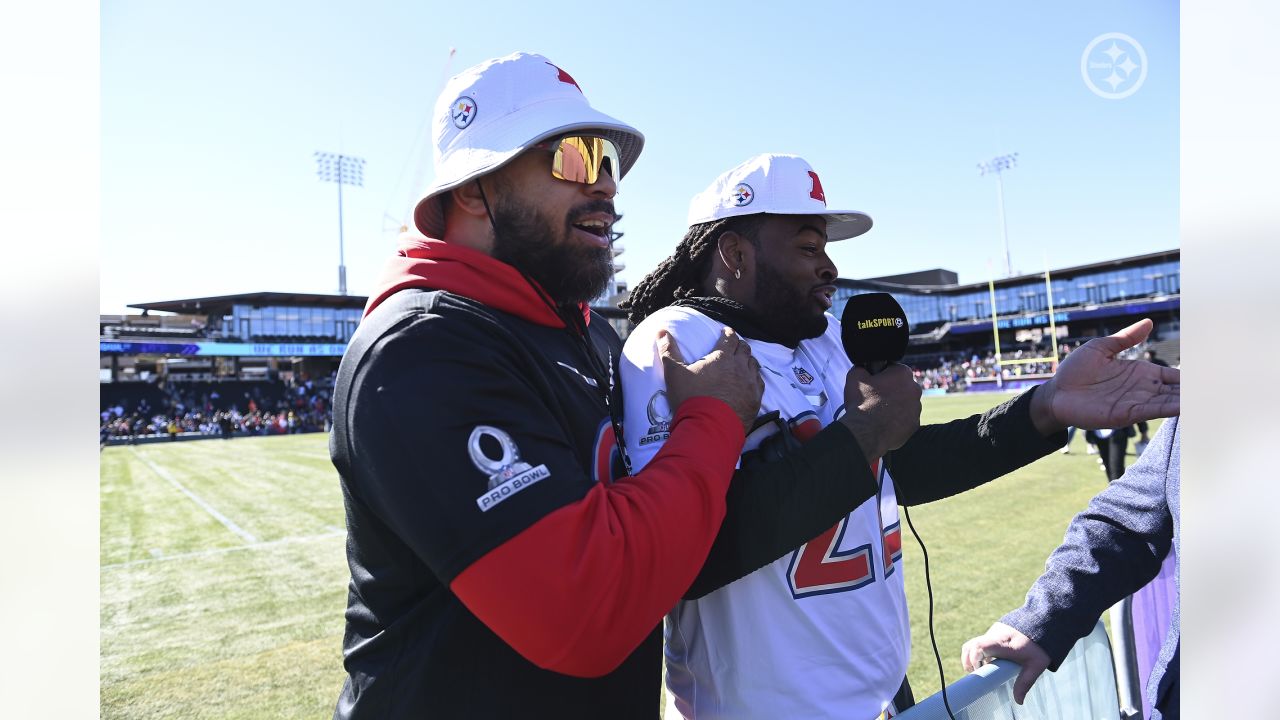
[977,152,1018,278]
[314,152,366,295]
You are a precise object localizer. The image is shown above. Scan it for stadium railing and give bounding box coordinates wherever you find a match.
[897,620,1123,720]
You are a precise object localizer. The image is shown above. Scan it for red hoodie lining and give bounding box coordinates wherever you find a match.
[364,234,591,328]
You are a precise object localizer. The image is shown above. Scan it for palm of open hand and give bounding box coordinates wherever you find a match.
[1041,320,1180,429]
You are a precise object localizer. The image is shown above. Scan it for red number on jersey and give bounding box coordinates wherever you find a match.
[787,517,874,598]
[882,521,902,578]
[788,457,888,598]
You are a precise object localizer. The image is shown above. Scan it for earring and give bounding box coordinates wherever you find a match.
[734,268,742,280]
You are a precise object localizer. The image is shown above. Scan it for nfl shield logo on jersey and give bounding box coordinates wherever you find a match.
[793,366,814,385]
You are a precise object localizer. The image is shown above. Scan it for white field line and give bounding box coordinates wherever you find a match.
[101,529,346,571]
[129,447,259,544]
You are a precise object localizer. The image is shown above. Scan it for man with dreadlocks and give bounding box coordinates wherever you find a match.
[619,153,1181,719]
[329,53,764,719]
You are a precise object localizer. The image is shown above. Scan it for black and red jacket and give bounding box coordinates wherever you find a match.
[330,237,744,718]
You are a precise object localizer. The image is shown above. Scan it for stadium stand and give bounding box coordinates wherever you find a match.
[1142,337,1181,367]
[835,249,1180,374]
[99,292,360,445]
[100,374,335,445]
[102,250,1178,441]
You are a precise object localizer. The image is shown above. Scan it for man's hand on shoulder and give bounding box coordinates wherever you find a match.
[838,363,921,461]
[660,327,763,434]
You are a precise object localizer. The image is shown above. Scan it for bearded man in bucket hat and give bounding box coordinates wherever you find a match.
[619,153,1180,718]
[329,52,763,719]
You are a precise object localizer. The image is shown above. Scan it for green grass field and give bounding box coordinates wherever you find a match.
[101,395,1157,717]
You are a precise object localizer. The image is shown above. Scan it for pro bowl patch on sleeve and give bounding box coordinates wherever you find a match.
[469,425,551,512]
[637,390,672,446]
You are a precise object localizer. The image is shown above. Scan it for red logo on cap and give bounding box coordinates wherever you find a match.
[546,62,582,92]
[808,171,826,204]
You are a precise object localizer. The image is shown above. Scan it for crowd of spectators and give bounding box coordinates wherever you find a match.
[100,373,335,445]
[101,338,1156,442]
[908,341,1092,391]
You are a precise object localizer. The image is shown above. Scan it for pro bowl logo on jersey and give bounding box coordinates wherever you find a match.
[450,96,477,129]
[468,425,550,512]
[731,183,754,207]
[639,390,673,446]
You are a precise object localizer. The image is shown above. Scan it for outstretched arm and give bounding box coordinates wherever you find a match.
[890,318,1178,505]
[889,386,1065,506]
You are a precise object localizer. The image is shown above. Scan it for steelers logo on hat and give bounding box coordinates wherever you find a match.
[731,183,754,207]
[451,96,477,129]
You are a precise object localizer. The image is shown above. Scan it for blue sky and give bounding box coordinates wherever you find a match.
[101,0,1178,314]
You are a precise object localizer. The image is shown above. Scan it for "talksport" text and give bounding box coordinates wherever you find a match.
[856,317,899,329]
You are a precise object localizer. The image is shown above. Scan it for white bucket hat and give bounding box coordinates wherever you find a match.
[686,154,873,241]
[413,51,645,238]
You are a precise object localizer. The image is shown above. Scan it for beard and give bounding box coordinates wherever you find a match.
[489,196,616,306]
[752,259,829,345]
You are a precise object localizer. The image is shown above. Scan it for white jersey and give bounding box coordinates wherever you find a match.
[621,306,910,720]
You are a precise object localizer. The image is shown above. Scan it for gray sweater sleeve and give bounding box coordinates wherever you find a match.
[1001,418,1178,670]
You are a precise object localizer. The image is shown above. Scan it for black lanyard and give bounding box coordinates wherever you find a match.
[519,268,633,479]
[557,301,633,479]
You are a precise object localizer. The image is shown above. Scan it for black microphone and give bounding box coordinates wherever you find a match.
[840,292,909,375]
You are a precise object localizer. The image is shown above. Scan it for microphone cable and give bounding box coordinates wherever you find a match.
[900,498,959,720]
[843,295,956,717]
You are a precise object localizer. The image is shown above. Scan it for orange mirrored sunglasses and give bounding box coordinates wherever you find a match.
[535,135,622,185]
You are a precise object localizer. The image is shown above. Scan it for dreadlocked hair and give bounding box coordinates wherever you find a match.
[620,214,766,325]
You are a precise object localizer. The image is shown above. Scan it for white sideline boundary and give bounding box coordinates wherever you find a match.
[101,529,346,571]
[129,447,259,544]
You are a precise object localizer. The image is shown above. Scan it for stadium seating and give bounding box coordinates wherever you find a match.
[100,379,294,415]
[99,382,166,415]
[1143,337,1180,366]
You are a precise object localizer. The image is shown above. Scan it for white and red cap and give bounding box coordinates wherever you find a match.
[686,154,873,241]
[413,52,645,238]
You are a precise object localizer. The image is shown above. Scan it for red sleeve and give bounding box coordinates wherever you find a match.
[450,396,744,677]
